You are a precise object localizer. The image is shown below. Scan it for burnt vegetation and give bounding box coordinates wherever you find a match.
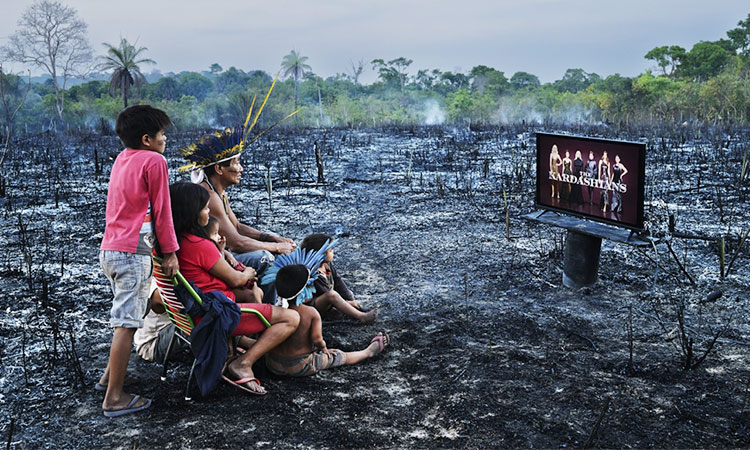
[0,122,749,448]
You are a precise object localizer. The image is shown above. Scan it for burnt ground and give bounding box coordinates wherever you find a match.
[1,124,749,449]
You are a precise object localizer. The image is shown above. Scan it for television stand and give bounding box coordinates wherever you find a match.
[534,209,561,219]
[521,212,654,288]
[626,229,652,243]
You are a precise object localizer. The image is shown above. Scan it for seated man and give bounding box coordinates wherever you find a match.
[200,156,296,258]
[201,157,296,304]
[181,134,297,304]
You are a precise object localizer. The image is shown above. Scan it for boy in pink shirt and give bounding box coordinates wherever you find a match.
[98,105,179,417]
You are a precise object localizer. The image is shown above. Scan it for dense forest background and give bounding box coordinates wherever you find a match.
[1,9,750,134]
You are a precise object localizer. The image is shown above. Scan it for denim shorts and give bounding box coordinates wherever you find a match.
[233,250,277,304]
[100,250,153,328]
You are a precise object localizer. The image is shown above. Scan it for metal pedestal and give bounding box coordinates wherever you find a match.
[562,230,602,288]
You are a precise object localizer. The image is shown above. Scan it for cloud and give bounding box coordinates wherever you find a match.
[2,0,748,83]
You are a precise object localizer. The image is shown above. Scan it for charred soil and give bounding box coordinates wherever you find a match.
[1,124,749,449]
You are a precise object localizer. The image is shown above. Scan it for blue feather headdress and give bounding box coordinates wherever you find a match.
[261,239,338,307]
[179,73,300,180]
[179,126,244,172]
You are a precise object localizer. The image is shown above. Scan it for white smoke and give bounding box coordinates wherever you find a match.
[422,99,446,125]
[496,96,594,125]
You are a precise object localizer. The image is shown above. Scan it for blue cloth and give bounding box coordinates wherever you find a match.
[233,250,277,305]
[174,282,241,396]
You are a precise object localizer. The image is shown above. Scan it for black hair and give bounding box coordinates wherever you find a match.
[115,104,171,149]
[300,233,333,252]
[203,216,222,252]
[169,182,210,240]
[205,216,220,234]
[275,264,310,299]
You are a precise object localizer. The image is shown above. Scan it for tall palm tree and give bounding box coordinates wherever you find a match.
[280,50,311,110]
[98,38,155,108]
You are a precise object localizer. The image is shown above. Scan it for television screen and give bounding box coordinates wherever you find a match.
[535,132,646,231]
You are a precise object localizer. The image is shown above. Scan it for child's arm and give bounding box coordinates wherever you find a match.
[208,253,254,288]
[147,157,179,277]
[330,264,354,301]
[223,249,239,268]
[309,307,328,352]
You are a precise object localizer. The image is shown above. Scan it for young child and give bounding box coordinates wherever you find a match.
[299,233,378,323]
[204,216,263,303]
[98,105,180,417]
[265,264,389,377]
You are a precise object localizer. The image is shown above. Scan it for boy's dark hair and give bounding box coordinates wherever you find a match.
[170,182,210,240]
[115,104,171,149]
[276,264,309,299]
[300,233,333,252]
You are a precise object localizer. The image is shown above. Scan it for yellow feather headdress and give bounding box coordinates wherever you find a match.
[179,73,299,174]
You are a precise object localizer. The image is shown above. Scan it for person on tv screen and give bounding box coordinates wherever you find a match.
[549,144,562,199]
[561,150,572,201]
[598,151,612,213]
[570,150,584,205]
[585,151,598,205]
[611,154,628,214]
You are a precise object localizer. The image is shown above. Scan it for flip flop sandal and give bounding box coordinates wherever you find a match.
[221,372,267,396]
[103,394,152,418]
[370,332,390,353]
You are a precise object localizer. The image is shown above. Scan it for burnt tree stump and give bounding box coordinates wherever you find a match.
[314,141,325,184]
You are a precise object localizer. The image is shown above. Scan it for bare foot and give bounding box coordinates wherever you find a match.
[224,359,266,395]
[359,307,379,324]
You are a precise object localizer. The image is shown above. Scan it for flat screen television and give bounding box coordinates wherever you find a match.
[535,132,646,231]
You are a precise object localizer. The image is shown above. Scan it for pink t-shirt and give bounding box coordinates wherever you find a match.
[177,234,235,301]
[100,149,179,255]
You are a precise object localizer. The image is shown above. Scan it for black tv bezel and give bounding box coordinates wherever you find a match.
[534,132,647,232]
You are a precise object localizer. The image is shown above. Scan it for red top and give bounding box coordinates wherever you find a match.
[100,149,179,255]
[177,234,235,301]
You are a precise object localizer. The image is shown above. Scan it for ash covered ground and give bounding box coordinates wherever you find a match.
[0,124,749,449]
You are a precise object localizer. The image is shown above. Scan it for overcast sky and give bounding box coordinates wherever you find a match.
[1,0,748,83]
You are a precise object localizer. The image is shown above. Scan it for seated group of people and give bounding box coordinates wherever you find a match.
[137,180,384,396]
[96,105,386,418]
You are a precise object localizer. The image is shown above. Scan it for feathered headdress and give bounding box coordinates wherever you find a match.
[261,239,338,307]
[179,126,244,174]
[179,73,300,182]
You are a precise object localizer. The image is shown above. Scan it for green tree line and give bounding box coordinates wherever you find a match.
[2,8,750,135]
